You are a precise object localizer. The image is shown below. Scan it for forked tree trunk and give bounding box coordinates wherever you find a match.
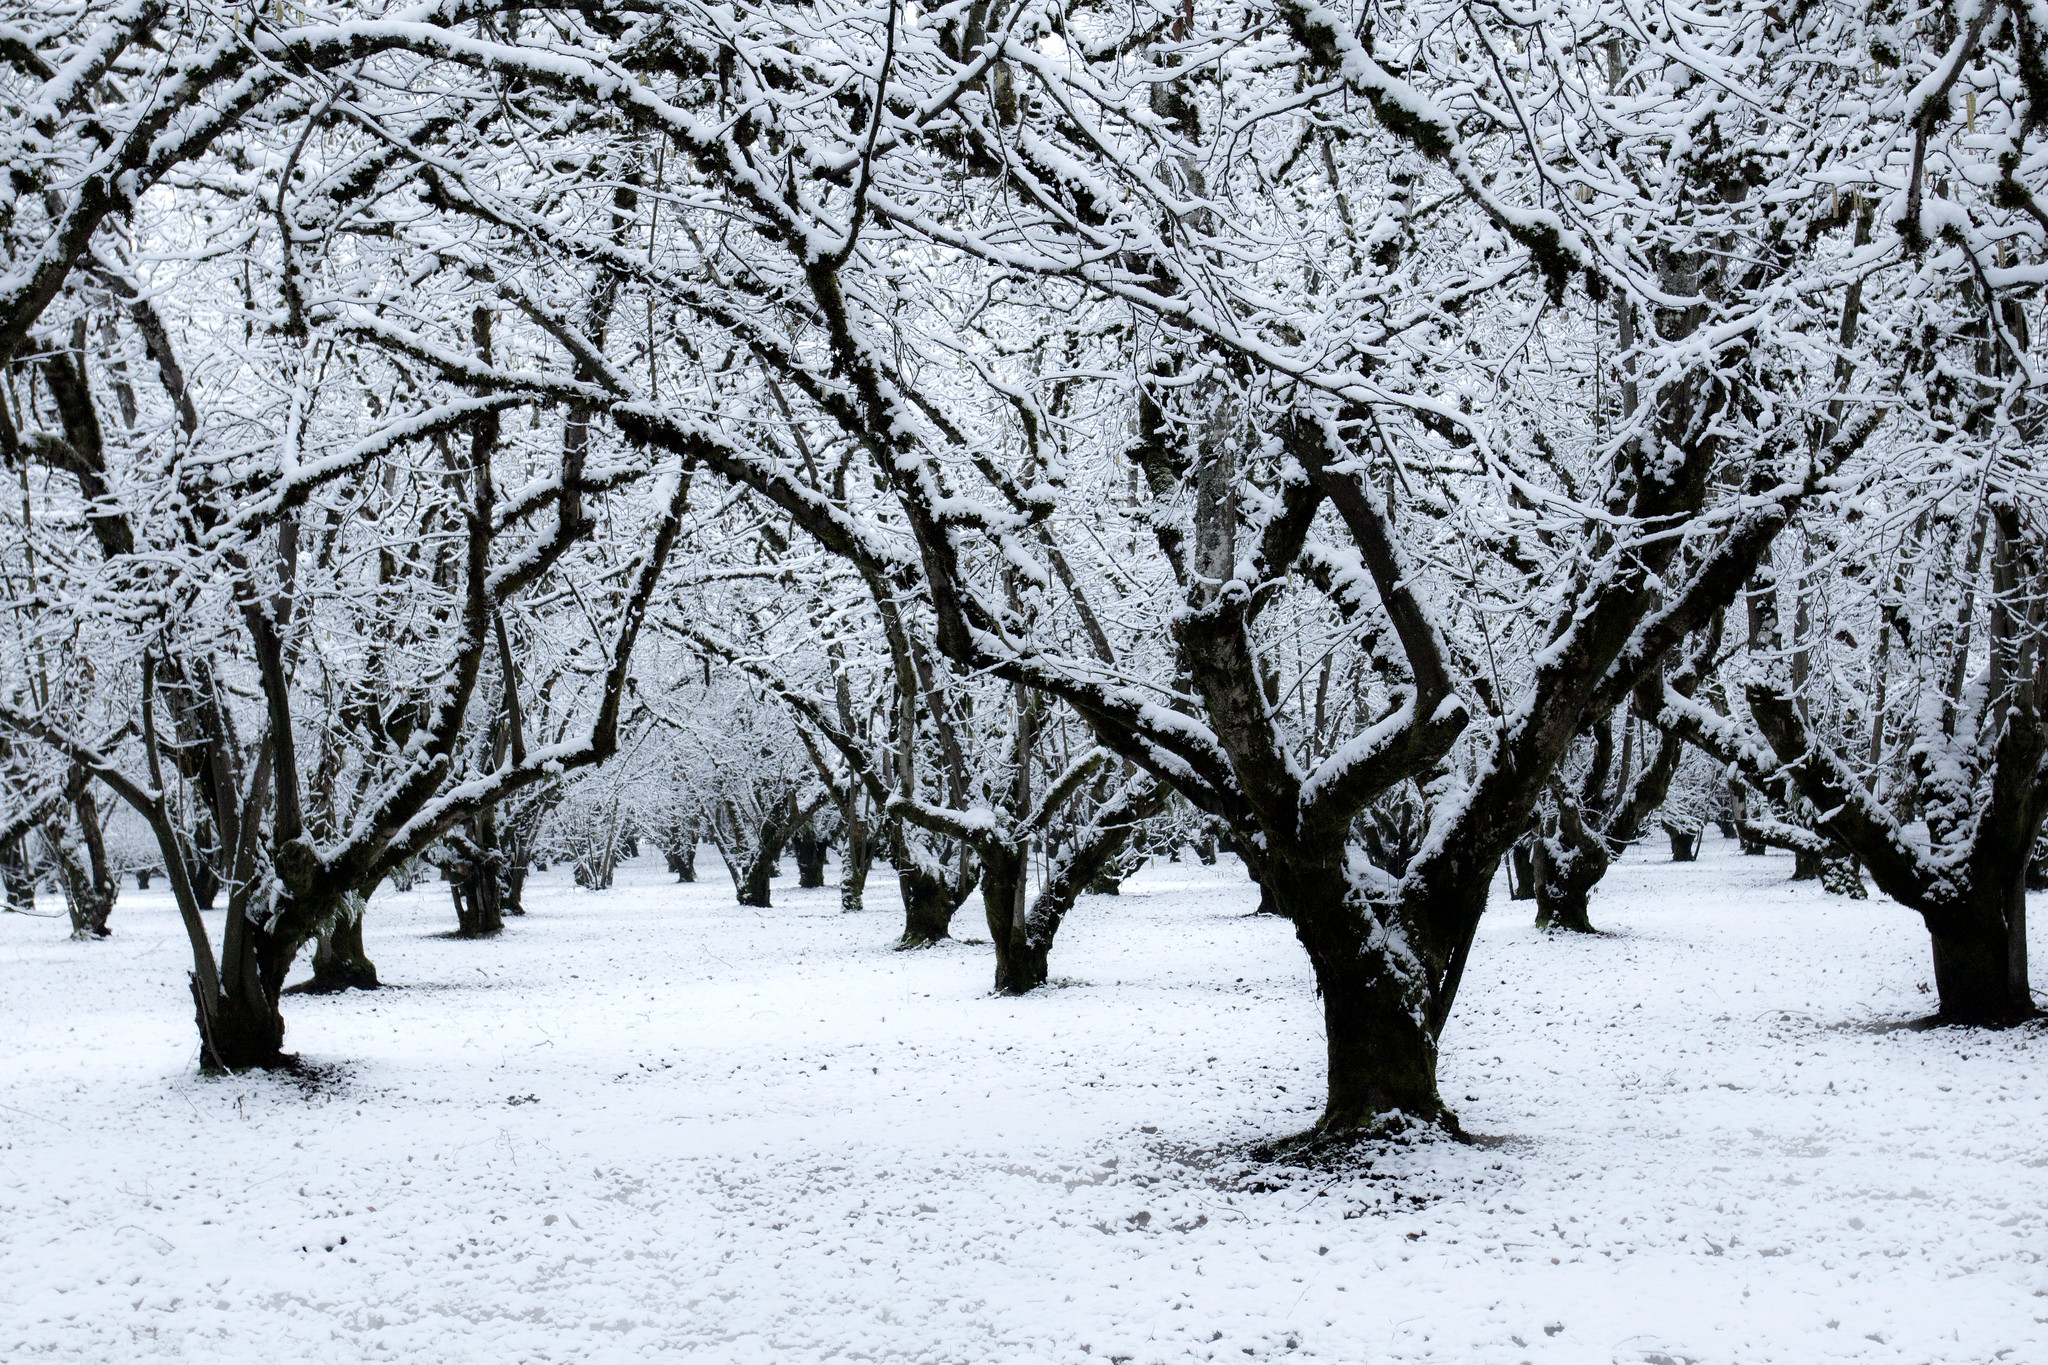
[982,846,1045,994]
[1666,826,1698,862]
[731,794,825,908]
[198,889,297,1073]
[988,781,1163,995]
[50,799,117,940]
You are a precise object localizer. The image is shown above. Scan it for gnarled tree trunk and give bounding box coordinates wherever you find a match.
[293,893,380,993]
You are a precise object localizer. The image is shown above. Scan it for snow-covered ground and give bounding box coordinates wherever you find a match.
[2,839,2043,1364]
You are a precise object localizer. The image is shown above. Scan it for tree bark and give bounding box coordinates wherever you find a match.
[664,841,698,882]
[839,813,871,913]
[792,822,828,888]
[1507,842,1537,900]
[897,862,959,946]
[982,845,1042,993]
[1,834,33,910]
[738,846,777,908]
[990,779,1164,994]
[503,859,528,915]
[1730,781,1768,855]
[1532,808,1603,934]
[292,897,380,993]
[1666,826,1698,862]
[1285,869,1448,1136]
[1928,897,2033,1025]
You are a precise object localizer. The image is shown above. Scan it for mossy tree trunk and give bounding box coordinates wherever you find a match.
[294,893,380,993]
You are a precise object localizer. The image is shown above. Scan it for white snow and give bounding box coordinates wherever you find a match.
[2,840,2044,1363]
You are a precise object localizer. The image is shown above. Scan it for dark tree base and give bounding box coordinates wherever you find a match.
[897,873,959,948]
[283,964,381,995]
[990,937,1050,994]
[1250,1108,1461,1166]
[1534,891,1598,934]
[193,983,288,1074]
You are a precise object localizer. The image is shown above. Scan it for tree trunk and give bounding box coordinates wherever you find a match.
[1729,782,1768,855]
[1532,826,1603,934]
[199,893,295,1072]
[71,780,119,935]
[50,803,117,940]
[665,842,697,883]
[503,859,529,915]
[793,824,828,888]
[1,835,33,910]
[449,854,503,937]
[1792,846,1824,881]
[983,846,1046,994]
[466,861,504,934]
[54,844,115,938]
[195,978,288,1072]
[293,897,380,993]
[994,932,1049,994]
[897,864,957,947]
[1929,915,2034,1024]
[1285,871,1448,1136]
[188,818,222,908]
[135,868,153,889]
[1507,842,1537,900]
[463,815,507,933]
[839,815,871,913]
[1921,858,2035,1023]
[738,847,776,908]
[1667,827,1698,862]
